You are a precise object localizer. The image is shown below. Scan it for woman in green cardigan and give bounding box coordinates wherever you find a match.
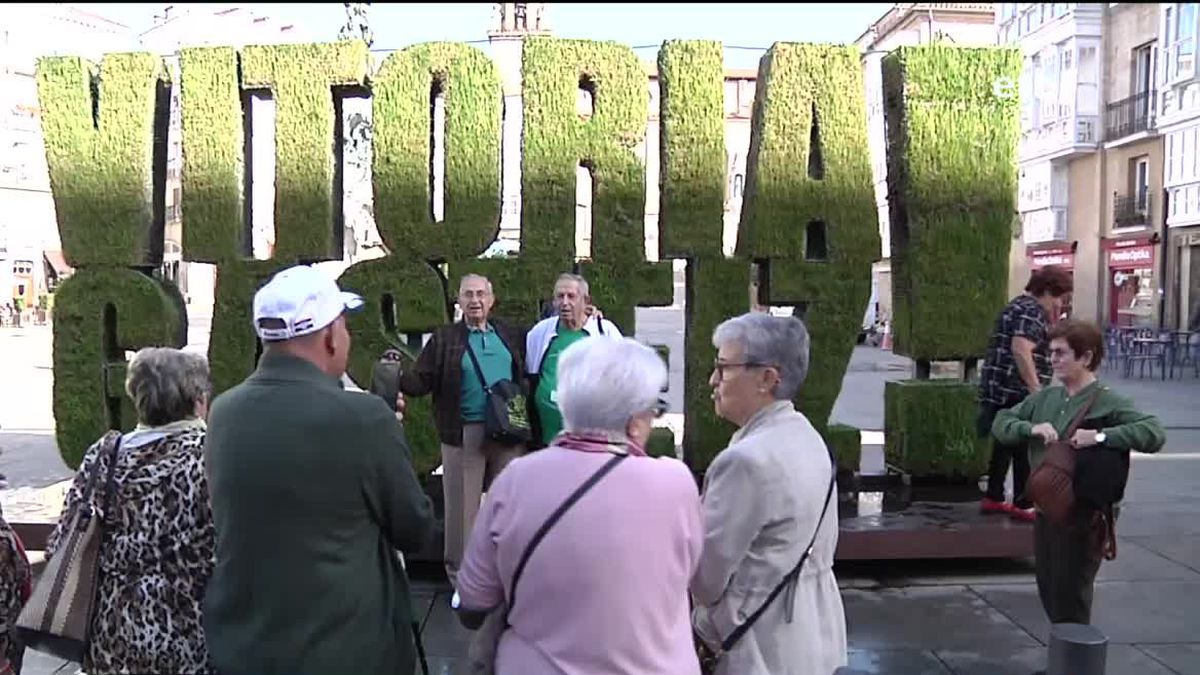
[993,319,1166,627]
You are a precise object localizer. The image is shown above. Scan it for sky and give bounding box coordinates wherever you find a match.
[86,2,896,68]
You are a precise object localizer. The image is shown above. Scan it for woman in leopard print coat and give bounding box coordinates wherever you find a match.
[44,347,214,674]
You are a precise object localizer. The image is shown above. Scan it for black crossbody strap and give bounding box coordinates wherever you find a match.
[463,338,490,392]
[719,454,836,653]
[505,453,627,624]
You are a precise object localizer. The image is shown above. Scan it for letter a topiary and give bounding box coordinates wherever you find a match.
[736,43,878,468]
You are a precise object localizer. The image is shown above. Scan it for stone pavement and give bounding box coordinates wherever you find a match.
[5,318,1200,674]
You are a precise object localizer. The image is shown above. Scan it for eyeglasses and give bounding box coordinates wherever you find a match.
[652,397,668,418]
[712,359,774,379]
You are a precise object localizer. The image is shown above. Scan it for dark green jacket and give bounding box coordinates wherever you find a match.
[203,351,435,675]
[993,380,1167,467]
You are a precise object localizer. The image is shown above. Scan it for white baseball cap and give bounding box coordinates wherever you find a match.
[252,264,364,341]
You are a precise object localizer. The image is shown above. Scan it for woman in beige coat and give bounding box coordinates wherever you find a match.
[691,312,847,675]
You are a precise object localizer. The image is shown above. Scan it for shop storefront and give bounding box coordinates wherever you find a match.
[1171,229,1200,331]
[1104,235,1158,328]
[1027,243,1077,272]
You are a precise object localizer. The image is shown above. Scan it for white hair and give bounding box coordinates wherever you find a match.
[556,337,666,433]
[713,312,810,400]
[458,274,493,294]
[555,273,589,299]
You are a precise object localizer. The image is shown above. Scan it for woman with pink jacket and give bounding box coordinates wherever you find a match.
[456,337,703,675]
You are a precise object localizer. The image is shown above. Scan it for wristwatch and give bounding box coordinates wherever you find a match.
[1095,432,1107,445]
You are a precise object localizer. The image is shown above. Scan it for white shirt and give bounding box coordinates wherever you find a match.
[525,314,623,375]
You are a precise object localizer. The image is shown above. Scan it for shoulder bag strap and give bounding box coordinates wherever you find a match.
[1064,387,1104,439]
[463,337,490,392]
[78,432,120,516]
[489,326,521,383]
[718,453,837,654]
[537,334,559,378]
[505,452,627,624]
[100,434,123,525]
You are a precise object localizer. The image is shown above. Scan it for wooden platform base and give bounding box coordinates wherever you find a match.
[12,496,1035,563]
[835,499,1034,561]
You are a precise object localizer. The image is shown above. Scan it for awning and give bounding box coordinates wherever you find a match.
[43,250,72,277]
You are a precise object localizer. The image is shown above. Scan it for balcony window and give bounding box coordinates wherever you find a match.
[1168,3,1198,82]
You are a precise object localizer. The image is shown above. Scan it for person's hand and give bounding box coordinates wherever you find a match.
[395,392,406,423]
[587,305,604,322]
[1070,429,1100,449]
[1030,423,1058,443]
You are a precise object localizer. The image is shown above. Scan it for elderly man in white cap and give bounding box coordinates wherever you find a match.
[203,264,435,675]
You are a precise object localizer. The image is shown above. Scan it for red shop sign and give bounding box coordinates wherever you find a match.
[1107,245,1155,268]
[1027,245,1075,270]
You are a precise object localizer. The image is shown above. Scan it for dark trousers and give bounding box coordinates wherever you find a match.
[978,402,1031,507]
[1034,511,1105,624]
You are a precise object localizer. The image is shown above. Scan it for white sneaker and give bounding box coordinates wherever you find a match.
[451,590,461,610]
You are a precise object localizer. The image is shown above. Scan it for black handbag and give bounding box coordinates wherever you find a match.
[695,453,837,674]
[464,338,531,446]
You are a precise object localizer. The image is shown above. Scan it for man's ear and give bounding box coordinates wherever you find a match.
[322,325,337,354]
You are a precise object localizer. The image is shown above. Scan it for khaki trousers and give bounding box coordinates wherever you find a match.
[441,422,521,588]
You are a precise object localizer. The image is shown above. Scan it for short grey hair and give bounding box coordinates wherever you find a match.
[555,273,589,299]
[556,337,666,433]
[458,274,493,294]
[124,347,211,427]
[712,312,810,400]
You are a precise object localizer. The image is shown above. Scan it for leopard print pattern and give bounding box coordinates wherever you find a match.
[0,506,32,674]
[46,427,214,674]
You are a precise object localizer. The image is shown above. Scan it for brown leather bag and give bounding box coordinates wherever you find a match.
[1025,389,1102,525]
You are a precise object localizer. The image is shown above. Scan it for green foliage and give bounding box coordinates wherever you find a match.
[647,427,678,459]
[884,44,1020,360]
[372,43,503,261]
[884,379,988,479]
[681,260,748,471]
[179,47,246,262]
[735,43,877,445]
[36,53,170,267]
[207,261,288,395]
[39,37,1015,486]
[827,423,862,474]
[340,258,451,477]
[657,41,726,259]
[522,37,673,333]
[51,268,185,468]
[240,41,370,261]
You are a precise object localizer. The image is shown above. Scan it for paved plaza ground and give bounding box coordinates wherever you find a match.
[3,305,1200,674]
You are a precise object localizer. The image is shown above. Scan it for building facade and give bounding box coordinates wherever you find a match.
[1159,2,1200,330]
[857,3,998,330]
[0,4,136,315]
[1000,2,1171,328]
[1103,2,1162,329]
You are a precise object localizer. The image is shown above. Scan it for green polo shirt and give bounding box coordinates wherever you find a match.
[534,324,590,444]
[460,324,514,423]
